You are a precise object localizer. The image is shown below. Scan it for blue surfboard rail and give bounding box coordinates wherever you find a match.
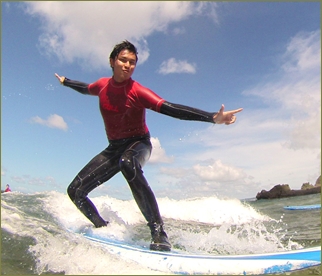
[77,231,321,275]
[84,233,320,261]
[283,204,321,210]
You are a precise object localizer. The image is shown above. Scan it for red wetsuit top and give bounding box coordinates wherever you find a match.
[88,77,165,140]
[63,77,216,141]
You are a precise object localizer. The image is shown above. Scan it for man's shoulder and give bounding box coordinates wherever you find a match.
[91,77,112,89]
[88,77,111,95]
[130,79,150,91]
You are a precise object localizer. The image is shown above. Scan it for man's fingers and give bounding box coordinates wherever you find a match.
[225,115,237,125]
[55,73,65,84]
[232,108,243,114]
[218,104,225,113]
[55,73,62,82]
[219,106,243,115]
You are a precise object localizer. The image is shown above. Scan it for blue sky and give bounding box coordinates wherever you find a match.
[1,2,320,200]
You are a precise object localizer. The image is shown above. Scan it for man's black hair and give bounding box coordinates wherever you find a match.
[109,40,138,62]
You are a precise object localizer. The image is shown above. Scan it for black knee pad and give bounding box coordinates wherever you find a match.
[67,178,88,202]
[119,151,140,181]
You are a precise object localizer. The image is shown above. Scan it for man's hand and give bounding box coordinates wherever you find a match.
[213,104,243,125]
[55,73,65,84]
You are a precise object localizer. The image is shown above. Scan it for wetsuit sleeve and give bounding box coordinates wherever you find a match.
[160,101,217,123]
[63,78,90,95]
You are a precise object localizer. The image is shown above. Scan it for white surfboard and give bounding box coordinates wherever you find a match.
[79,232,321,275]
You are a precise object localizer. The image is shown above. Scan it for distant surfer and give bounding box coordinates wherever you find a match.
[4,184,11,193]
[55,40,243,251]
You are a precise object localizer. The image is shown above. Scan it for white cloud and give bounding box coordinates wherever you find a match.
[171,27,186,36]
[29,114,68,131]
[282,30,321,73]
[242,30,321,150]
[193,160,247,182]
[150,137,174,164]
[156,161,255,200]
[22,2,219,71]
[158,58,197,75]
[9,174,61,192]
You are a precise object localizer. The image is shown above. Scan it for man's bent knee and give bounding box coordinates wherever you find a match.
[119,153,138,181]
[67,179,88,204]
[67,184,76,201]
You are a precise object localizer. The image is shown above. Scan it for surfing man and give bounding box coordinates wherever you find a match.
[55,40,243,252]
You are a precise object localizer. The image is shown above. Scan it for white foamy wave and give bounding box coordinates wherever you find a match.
[1,192,166,274]
[41,191,146,227]
[157,196,268,225]
[29,231,165,275]
[40,191,268,227]
[1,191,300,274]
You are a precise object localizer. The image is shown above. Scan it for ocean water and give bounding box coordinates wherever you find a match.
[1,191,320,275]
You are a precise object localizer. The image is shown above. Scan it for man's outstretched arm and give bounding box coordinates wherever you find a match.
[55,73,90,95]
[160,101,243,125]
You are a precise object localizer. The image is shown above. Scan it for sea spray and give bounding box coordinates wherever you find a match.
[39,191,300,254]
[1,192,163,275]
[1,191,307,274]
[157,196,269,225]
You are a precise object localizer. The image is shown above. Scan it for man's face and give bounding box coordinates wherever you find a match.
[110,49,137,82]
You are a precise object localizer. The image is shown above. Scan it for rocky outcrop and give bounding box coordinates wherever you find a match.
[315,175,321,186]
[256,176,321,200]
[301,182,315,190]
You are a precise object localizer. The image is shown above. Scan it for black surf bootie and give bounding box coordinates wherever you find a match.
[148,222,171,252]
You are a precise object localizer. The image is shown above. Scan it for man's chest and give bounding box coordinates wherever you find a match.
[99,88,138,114]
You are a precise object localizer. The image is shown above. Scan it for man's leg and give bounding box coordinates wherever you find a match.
[119,139,171,251]
[67,148,121,228]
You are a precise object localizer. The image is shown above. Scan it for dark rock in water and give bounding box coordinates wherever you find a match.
[256,175,321,200]
[256,183,321,200]
[301,182,316,190]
